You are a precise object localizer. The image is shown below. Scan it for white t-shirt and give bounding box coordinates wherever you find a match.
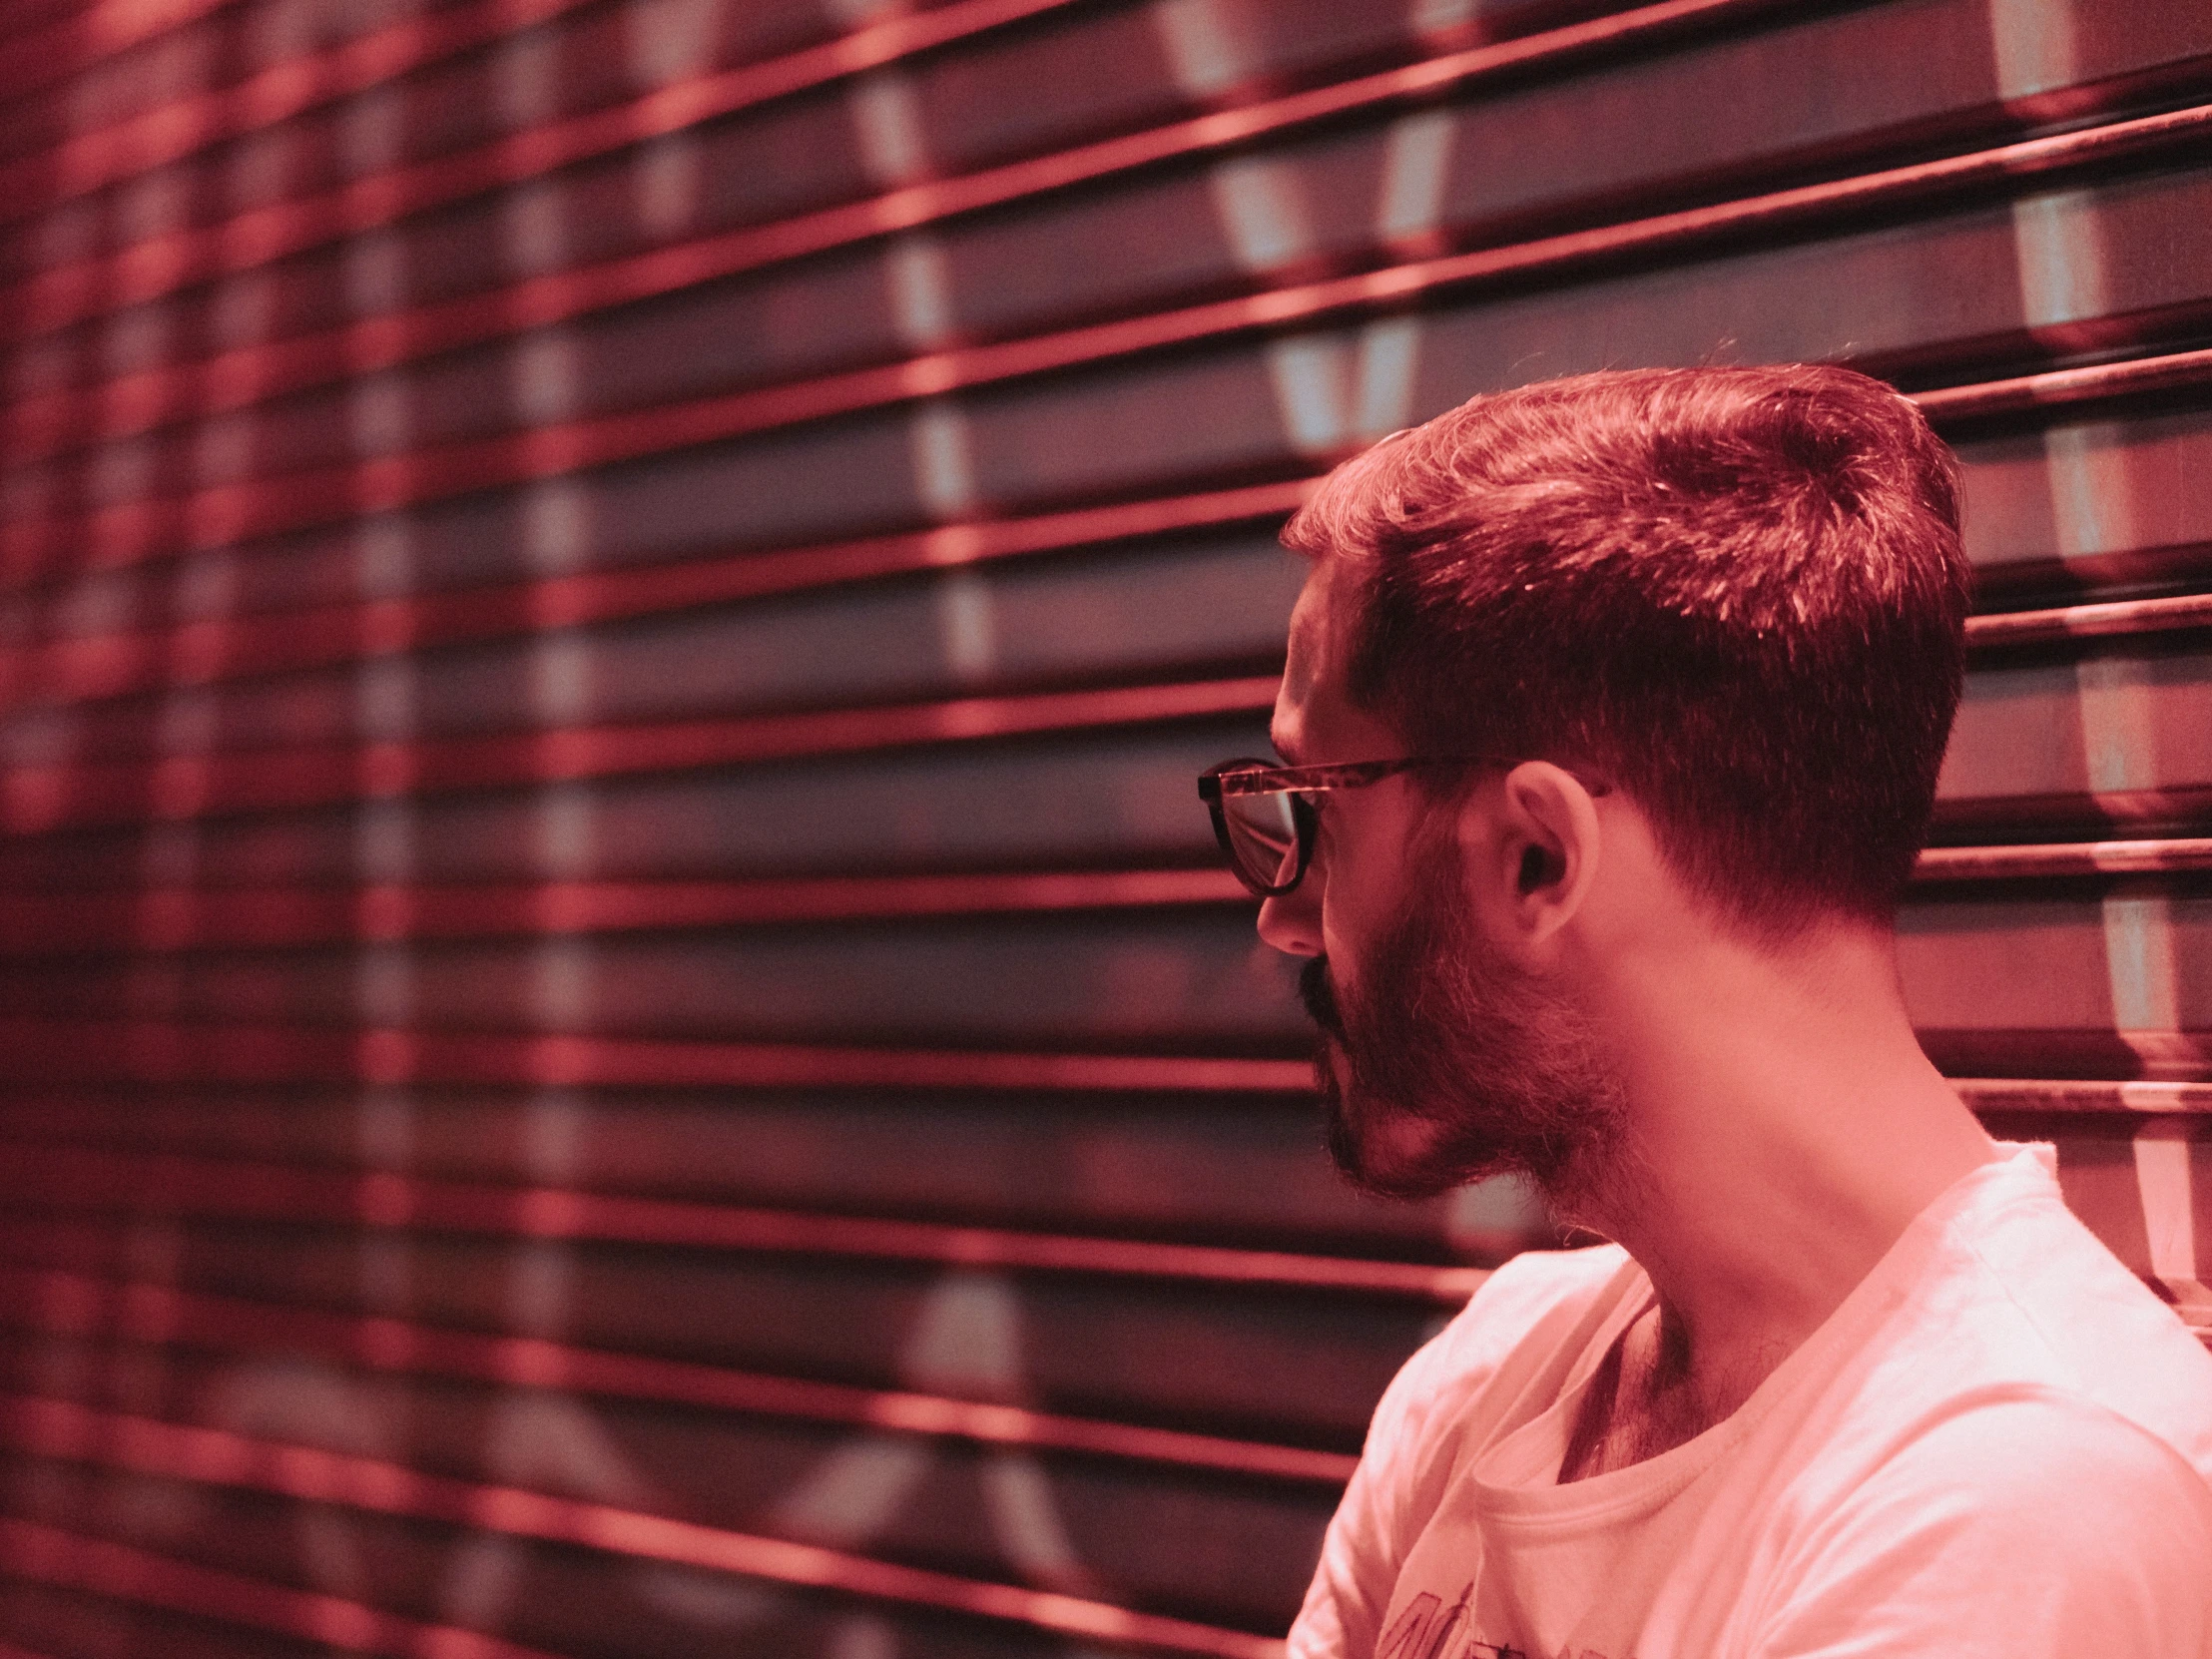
[1289,1143,2212,1659]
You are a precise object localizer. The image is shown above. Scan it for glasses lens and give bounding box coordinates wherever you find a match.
[1222,789,1302,891]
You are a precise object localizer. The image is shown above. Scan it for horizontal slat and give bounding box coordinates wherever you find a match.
[1918,344,2212,423]
[0,1267,1359,1482]
[0,1017,1315,1091]
[1914,837,2212,882]
[1917,1029,2212,1083]
[1931,786,2212,842]
[0,1516,558,1659]
[2,427,2207,756]
[1966,591,2212,651]
[0,0,123,52]
[10,108,2212,584]
[0,1143,1485,1301]
[1953,1078,2212,1113]
[0,867,1246,951]
[1973,543,2212,611]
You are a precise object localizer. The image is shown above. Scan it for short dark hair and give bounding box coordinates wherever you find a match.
[1283,363,1969,940]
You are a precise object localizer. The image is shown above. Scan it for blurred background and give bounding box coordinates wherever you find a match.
[0,0,2207,1653]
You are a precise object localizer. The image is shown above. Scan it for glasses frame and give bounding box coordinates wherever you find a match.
[1197,755,1520,898]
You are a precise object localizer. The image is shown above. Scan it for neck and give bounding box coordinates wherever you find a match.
[1564,917,1996,1401]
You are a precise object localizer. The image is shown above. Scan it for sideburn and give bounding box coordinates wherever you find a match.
[1323,825,1628,1205]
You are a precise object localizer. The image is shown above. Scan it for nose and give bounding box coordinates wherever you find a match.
[1256,873,1324,956]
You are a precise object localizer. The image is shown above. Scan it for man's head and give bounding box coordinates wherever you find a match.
[1256,363,1970,1203]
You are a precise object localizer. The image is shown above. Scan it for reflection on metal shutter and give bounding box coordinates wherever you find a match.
[1,0,2206,1651]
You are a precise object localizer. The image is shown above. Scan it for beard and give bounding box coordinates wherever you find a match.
[1301,837,1628,1211]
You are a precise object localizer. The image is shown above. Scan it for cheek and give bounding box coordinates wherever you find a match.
[1320,889,1375,969]
[1317,844,1398,970]
[1323,805,1453,969]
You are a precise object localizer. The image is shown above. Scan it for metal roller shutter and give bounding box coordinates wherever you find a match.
[1,0,2207,1652]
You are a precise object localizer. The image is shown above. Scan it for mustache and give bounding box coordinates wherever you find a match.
[1299,956,1346,1038]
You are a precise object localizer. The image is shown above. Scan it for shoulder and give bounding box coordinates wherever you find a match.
[1941,1149,2212,1475]
[1755,1388,2212,1656]
[1863,1385,2211,1523]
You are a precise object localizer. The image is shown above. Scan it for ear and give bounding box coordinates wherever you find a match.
[1457,761,1604,958]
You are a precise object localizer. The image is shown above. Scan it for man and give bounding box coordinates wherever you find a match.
[1198,365,2212,1658]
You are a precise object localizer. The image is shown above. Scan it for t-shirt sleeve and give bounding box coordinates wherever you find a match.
[1285,1325,1451,1659]
[1751,1388,2212,1659]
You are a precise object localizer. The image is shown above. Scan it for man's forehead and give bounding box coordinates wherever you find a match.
[1275,559,1360,759]
[1281,571,1329,697]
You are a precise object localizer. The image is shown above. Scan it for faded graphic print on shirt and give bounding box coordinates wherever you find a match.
[1380,1582,1632,1659]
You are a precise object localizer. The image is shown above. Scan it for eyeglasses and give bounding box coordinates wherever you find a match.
[1197,755,1514,898]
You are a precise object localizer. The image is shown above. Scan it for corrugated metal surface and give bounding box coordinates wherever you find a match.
[1,0,2207,1652]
